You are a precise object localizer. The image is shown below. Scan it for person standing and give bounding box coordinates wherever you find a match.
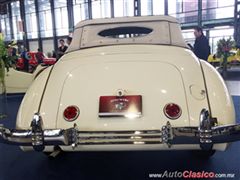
[57,39,68,60]
[67,36,72,46]
[35,48,44,64]
[193,27,210,61]
[21,48,30,72]
[52,50,56,58]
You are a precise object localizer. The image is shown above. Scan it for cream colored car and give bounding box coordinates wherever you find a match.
[0,16,239,158]
[0,65,47,94]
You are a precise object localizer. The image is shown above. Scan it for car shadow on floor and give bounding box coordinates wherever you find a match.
[1,142,240,180]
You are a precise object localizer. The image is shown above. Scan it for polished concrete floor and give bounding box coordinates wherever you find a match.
[0,80,240,180]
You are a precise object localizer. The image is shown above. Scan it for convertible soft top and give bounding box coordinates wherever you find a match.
[74,15,179,28]
[67,15,188,52]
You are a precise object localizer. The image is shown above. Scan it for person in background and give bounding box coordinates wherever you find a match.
[67,36,72,46]
[193,27,210,61]
[187,43,194,51]
[7,41,18,65]
[35,48,44,64]
[52,50,56,58]
[21,48,30,72]
[57,39,68,60]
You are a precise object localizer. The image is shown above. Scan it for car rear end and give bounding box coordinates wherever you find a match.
[2,16,237,154]
[19,44,225,151]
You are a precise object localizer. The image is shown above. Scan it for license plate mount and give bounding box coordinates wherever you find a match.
[98,95,142,118]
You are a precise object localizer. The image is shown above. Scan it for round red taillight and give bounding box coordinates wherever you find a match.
[63,106,80,121]
[164,103,182,120]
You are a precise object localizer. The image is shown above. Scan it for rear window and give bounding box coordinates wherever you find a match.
[98,26,153,39]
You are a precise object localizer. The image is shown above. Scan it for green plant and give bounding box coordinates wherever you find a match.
[0,37,7,94]
[216,38,235,77]
[216,37,234,56]
[0,37,14,93]
[0,35,8,119]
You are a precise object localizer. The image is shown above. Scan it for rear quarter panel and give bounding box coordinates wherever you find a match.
[16,67,52,129]
[200,60,235,125]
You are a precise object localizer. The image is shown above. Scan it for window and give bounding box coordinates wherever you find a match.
[141,0,153,16]
[38,0,53,37]
[209,27,234,54]
[0,14,11,41]
[54,0,69,36]
[182,29,195,39]
[152,0,164,15]
[98,26,153,38]
[215,6,234,19]
[141,0,165,16]
[0,4,11,41]
[182,29,195,48]
[114,0,134,17]
[11,1,23,40]
[92,0,111,19]
[168,0,198,23]
[202,0,234,9]
[168,0,180,15]
[25,0,38,39]
[202,0,234,20]
[168,0,198,14]
[73,0,89,25]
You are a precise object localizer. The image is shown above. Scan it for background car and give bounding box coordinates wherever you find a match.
[0,65,48,95]
[16,51,56,71]
[208,48,240,67]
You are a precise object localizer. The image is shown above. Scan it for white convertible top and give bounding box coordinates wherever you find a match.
[67,15,188,52]
[75,15,178,28]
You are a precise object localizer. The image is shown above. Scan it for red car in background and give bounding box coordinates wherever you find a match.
[16,51,56,71]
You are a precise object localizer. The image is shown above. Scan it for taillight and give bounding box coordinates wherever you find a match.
[63,106,80,122]
[164,103,182,120]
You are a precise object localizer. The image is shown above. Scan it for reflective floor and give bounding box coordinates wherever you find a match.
[226,81,240,96]
[0,81,240,180]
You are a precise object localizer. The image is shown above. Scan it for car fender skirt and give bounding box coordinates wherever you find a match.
[1,111,240,151]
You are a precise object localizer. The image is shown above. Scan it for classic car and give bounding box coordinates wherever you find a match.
[0,65,47,94]
[208,48,240,67]
[0,15,240,158]
[16,51,56,71]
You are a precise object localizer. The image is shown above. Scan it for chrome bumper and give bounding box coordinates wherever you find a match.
[1,110,240,151]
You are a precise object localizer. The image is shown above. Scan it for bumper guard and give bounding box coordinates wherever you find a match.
[1,109,240,151]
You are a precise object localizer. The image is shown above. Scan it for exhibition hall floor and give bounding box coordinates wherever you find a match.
[0,80,239,180]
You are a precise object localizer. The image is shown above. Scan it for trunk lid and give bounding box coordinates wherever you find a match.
[57,54,189,130]
[39,45,209,130]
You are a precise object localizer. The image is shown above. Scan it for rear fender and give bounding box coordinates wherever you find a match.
[16,66,53,129]
[200,60,235,125]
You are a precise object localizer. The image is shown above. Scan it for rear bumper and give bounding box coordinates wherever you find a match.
[1,110,240,151]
